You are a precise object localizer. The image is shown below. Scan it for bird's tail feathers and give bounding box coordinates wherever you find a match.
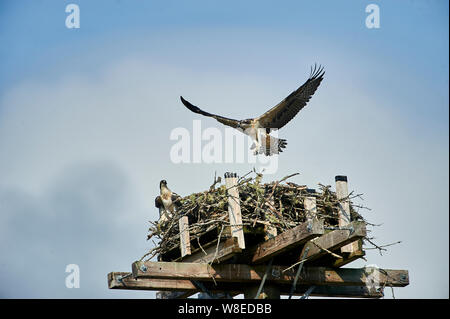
[254,136,287,156]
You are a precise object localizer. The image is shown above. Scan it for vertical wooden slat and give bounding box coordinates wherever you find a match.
[335,175,358,253]
[225,172,246,249]
[304,194,317,223]
[264,188,277,240]
[179,215,191,257]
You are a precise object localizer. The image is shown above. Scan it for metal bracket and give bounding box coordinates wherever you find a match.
[254,258,274,299]
[116,273,132,284]
[140,264,148,272]
[271,268,281,279]
[288,246,310,299]
[324,225,354,234]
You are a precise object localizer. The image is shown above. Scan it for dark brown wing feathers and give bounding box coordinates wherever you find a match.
[180,96,240,128]
[180,64,324,130]
[256,64,325,129]
[155,196,163,209]
[171,193,182,207]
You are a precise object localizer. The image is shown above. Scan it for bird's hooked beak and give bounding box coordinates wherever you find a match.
[160,180,167,189]
[238,119,252,131]
[238,119,250,130]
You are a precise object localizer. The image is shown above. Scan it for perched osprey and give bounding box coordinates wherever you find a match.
[154,180,181,224]
[180,65,325,155]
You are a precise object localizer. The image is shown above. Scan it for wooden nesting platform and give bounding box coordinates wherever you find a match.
[108,174,409,299]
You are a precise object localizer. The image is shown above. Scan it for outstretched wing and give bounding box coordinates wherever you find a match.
[256,65,325,129]
[180,96,240,128]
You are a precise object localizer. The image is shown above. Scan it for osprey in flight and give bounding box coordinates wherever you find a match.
[155,180,181,224]
[180,65,325,155]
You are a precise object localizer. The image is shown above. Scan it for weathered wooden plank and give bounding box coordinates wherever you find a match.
[247,219,324,264]
[186,237,241,264]
[332,241,365,267]
[155,232,241,299]
[263,191,278,240]
[160,223,231,262]
[225,173,245,249]
[336,175,359,253]
[133,262,295,282]
[108,272,128,289]
[298,220,366,264]
[153,237,241,266]
[131,262,409,287]
[304,286,383,298]
[156,236,241,299]
[108,272,387,298]
[302,267,409,287]
[179,216,191,258]
[335,175,351,227]
[304,196,317,223]
[109,272,203,299]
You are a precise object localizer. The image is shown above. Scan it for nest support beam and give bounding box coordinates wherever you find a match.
[108,263,408,299]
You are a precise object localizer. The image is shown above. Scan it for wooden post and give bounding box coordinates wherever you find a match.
[304,192,317,223]
[335,175,358,253]
[225,172,245,249]
[264,187,277,240]
[179,215,191,258]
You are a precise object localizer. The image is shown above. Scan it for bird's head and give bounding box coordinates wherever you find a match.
[238,119,252,130]
[160,180,168,189]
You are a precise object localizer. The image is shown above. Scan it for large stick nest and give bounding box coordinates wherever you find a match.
[142,171,378,261]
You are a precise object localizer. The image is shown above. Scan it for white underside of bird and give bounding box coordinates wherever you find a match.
[159,190,174,223]
[155,180,182,226]
[244,125,286,156]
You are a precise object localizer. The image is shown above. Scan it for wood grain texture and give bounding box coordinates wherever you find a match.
[336,176,359,253]
[304,196,317,223]
[130,262,409,287]
[225,175,245,249]
[247,219,324,264]
[332,241,365,267]
[108,269,404,298]
[299,221,366,263]
[178,216,191,257]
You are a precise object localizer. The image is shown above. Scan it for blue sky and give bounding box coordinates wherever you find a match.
[1,1,448,134]
[0,1,448,298]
